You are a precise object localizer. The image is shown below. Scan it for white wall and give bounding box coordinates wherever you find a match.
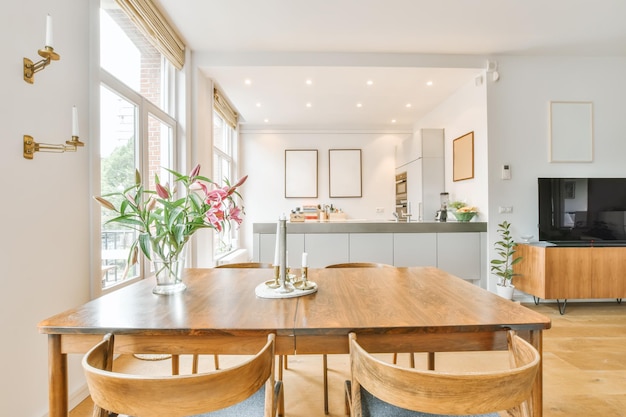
[486,56,626,291]
[1,1,91,416]
[239,130,406,252]
[414,76,489,219]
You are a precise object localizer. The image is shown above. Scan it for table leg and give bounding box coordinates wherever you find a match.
[527,330,543,417]
[48,334,68,417]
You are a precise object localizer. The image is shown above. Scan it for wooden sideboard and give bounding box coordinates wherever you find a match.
[513,243,626,312]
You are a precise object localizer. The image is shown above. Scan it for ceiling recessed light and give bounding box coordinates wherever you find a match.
[256,102,261,107]
[306,102,312,108]
[426,81,433,86]
[244,79,252,85]
[305,79,313,85]
[366,80,373,86]
[264,118,269,123]
[405,103,412,108]
[356,103,363,108]
[391,119,397,123]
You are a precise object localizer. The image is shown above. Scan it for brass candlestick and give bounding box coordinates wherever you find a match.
[295,266,315,290]
[265,265,281,288]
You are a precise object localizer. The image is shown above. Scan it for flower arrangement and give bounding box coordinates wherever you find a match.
[95,164,247,280]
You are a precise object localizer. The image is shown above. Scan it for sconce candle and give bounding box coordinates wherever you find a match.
[302,252,308,268]
[273,220,280,266]
[45,15,53,48]
[72,106,79,137]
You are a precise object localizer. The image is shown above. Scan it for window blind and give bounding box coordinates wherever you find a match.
[115,0,185,70]
[214,88,238,129]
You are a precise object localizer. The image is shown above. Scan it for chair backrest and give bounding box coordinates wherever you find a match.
[325,262,394,268]
[83,333,280,417]
[216,262,274,268]
[348,331,539,417]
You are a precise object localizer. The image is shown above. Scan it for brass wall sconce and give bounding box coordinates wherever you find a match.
[23,135,84,159]
[23,106,85,159]
[24,15,60,84]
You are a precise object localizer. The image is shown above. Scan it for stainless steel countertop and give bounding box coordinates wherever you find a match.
[253,220,486,234]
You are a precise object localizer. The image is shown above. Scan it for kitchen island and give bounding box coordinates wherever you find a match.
[253,220,487,283]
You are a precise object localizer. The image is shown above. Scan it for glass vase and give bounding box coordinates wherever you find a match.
[152,247,187,295]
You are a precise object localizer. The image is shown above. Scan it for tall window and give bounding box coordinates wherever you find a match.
[98,0,177,290]
[213,111,239,256]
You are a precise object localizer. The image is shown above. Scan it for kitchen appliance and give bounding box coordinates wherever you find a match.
[395,172,408,219]
[435,192,449,222]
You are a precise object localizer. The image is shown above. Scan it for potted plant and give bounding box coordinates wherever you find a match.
[490,220,522,299]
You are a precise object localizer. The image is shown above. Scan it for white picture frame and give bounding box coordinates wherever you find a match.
[549,101,593,162]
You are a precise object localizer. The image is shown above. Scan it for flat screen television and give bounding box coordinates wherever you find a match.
[538,178,626,244]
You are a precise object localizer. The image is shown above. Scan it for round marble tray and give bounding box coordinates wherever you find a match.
[255,281,318,298]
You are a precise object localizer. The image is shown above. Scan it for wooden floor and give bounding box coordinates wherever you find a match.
[70,302,626,417]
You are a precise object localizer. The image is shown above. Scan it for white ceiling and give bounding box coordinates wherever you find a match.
[154,0,626,129]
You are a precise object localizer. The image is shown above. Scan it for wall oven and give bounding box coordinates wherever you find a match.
[395,172,408,218]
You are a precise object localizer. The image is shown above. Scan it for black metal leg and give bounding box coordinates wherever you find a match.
[556,299,568,315]
[533,296,540,305]
[617,298,622,304]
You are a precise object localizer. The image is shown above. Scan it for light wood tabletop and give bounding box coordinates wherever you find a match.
[39,267,551,417]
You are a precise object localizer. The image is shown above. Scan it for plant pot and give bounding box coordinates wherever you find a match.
[496,284,515,300]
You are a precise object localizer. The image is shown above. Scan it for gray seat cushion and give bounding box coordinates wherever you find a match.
[347,381,500,417]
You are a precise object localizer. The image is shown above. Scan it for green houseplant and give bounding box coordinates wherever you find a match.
[490,220,522,299]
[95,165,247,294]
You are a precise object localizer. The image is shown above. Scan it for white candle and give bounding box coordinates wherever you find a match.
[273,220,280,266]
[45,15,53,48]
[302,252,308,267]
[72,106,79,137]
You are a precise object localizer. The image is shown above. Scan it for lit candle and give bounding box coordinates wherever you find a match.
[273,220,280,266]
[72,106,79,137]
[45,15,53,48]
[302,252,308,267]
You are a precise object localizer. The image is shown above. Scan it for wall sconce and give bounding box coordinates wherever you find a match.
[23,106,85,159]
[24,15,60,84]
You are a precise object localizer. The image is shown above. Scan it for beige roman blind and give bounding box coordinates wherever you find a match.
[214,88,238,129]
[115,0,186,70]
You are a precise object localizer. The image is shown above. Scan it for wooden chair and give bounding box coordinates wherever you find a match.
[216,262,274,268]
[322,262,394,414]
[345,331,540,417]
[83,333,284,417]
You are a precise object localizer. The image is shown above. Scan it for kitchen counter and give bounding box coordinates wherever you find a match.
[252,220,487,283]
[253,220,486,234]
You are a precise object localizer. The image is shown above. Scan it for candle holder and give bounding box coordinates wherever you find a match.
[265,265,281,289]
[24,45,60,84]
[23,135,85,159]
[294,266,315,290]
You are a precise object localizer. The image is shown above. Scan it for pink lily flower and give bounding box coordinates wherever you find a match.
[156,183,170,199]
[229,206,244,225]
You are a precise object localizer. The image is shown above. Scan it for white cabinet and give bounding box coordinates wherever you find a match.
[304,234,349,268]
[436,233,481,281]
[258,233,305,266]
[397,129,444,223]
[393,233,438,267]
[349,233,394,265]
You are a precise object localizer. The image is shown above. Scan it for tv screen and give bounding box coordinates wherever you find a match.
[538,178,626,243]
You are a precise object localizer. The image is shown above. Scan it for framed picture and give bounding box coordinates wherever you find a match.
[285,149,318,198]
[453,131,474,182]
[564,181,576,199]
[329,149,362,198]
[549,101,593,162]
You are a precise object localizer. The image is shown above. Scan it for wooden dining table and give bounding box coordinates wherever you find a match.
[38,266,551,417]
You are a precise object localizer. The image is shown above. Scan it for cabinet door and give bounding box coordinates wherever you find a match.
[304,234,349,268]
[437,233,481,281]
[544,248,592,299]
[393,233,437,267]
[405,159,423,221]
[258,233,305,266]
[591,248,626,298]
[349,233,393,264]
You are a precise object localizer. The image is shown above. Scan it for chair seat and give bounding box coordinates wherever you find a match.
[347,382,500,417]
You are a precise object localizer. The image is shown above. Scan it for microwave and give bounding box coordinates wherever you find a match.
[396,172,407,196]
